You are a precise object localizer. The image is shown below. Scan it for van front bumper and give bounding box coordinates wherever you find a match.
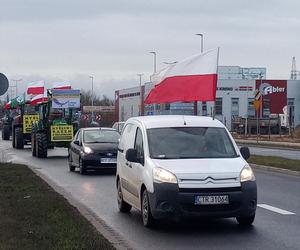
[148,181,257,220]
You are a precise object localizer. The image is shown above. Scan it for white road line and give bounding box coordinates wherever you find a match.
[258,204,295,215]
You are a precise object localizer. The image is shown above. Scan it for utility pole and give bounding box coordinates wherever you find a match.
[12,79,22,97]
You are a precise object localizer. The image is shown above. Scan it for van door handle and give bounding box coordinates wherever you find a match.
[125,162,132,168]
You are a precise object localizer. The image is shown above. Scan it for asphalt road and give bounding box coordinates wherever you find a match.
[1,139,299,250]
[239,145,300,160]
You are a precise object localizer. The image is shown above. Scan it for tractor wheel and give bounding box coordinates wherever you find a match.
[15,127,24,149]
[12,127,15,148]
[36,132,48,158]
[31,126,36,156]
[2,125,10,140]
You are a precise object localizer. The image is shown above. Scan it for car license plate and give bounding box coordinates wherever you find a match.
[101,158,117,164]
[194,195,229,205]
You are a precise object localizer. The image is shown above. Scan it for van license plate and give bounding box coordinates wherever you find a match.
[194,195,229,205]
[101,158,117,164]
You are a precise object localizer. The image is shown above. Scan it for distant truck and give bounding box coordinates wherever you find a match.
[232,114,288,135]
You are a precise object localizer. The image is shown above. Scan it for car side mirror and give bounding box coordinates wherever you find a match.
[240,147,250,160]
[126,148,138,163]
[74,140,80,146]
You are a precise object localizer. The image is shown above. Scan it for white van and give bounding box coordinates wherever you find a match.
[116,115,257,227]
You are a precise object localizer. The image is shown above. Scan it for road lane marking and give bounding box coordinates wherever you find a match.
[258,204,295,215]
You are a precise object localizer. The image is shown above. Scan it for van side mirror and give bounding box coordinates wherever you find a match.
[240,147,250,160]
[126,148,138,163]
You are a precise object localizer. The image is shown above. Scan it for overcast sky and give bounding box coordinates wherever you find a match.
[0,0,299,99]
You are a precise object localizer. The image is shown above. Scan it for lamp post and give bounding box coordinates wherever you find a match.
[89,76,94,121]
[195,33,204,53]
[150,52,157,74]
[137,74,143,116]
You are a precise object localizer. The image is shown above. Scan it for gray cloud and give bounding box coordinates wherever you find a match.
[0,0,299,99]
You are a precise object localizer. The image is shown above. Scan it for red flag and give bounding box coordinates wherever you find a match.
[52,81,71,90]
[27,80,45,95]
[145,48,219,104]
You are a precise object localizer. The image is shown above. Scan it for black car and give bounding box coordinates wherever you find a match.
[68,127,120,174]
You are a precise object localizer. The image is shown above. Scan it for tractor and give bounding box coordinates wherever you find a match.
[12,102,39,149]
[31,89,80,158]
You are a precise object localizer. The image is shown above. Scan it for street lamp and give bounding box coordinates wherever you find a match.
[137,74,144,116]
[195,33,204,53]
[163,61,178,65]
[89,76,94,121]
[150,51,157,74]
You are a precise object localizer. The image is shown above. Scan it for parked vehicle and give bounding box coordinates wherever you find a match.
[112,121,125,134]
[68,127,120,174]
[116,115,257,227]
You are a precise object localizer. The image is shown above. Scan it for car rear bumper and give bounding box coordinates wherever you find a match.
[82,155,117,169]
[148,181,257,220]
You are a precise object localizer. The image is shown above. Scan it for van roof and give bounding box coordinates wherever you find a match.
[127,115,225,129]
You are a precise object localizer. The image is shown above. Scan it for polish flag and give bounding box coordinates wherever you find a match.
[52,81,71,90]
[30,91,48,105]
[144,48,219,104]
[27,80,45,95]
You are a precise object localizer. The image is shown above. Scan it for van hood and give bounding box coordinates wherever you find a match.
[151,157,247,188]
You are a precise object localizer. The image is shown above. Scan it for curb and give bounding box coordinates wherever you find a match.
[250,163,300,177]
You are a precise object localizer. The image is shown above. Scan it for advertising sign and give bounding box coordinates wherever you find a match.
[83,106,115,113]
[23,114,39,134]
[52,89,80,109]
[51,125,74,141]
[256,80,287,117]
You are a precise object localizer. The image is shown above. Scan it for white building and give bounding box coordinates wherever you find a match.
[115,66,300,130]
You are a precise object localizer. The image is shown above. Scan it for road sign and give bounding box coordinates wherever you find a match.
[95,114,102,121]
[83,106,115,113]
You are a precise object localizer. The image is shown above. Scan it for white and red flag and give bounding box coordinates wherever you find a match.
[144,48,219,104]
[52,81,71,90]
[30,90,48,105]
[27,80,45,95]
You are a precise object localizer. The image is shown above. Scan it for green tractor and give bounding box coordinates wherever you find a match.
[12,102,39,149]
[31,89,80,158]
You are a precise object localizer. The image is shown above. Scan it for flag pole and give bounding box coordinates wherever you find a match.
[213,47,220,120]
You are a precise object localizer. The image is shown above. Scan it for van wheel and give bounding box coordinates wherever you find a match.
[142,189,155,227]
[117,179,131,213]
[236,214,255,226]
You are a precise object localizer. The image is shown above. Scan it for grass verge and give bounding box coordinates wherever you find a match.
[248,155,300,172]
[0,163,114,250]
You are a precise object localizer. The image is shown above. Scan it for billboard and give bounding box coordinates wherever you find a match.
[52,89,80,108]
[256,80,287,117]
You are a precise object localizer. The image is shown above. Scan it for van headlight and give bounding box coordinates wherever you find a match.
[153,167,177,184]
[240,165,255,182]
[83,146,93,154]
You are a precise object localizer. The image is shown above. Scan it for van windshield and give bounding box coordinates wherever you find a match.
[147,127,238,159]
